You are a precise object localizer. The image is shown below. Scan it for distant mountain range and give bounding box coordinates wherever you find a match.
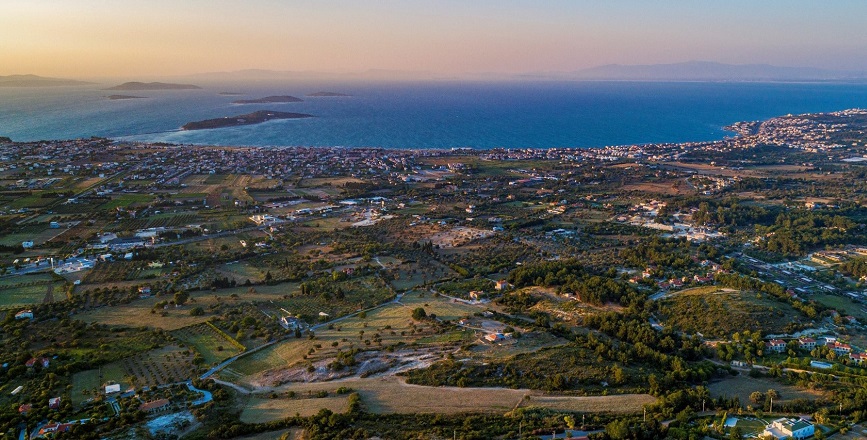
[536,61,867,82]
[106,82,202,91]
[5,62,867,88]
[0,74,91,87]
[183,69,436,82]
[187,62,867,83]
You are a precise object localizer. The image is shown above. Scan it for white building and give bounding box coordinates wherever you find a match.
[763,418,815,440]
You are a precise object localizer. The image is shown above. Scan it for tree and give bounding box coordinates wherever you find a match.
[729,426,742,440]
[605,419,630,440]
[174,291,189,305]
[411,307,427,321]
[750,391,765,404]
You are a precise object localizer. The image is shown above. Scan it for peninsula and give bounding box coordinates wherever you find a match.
[106,82,202,91]
[181,110,312,130]
[231,95,303,104]
[307,91,351,97]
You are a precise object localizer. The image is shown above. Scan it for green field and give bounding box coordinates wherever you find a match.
[812,293,867,321]
[98,193,154,210]
[0,277,66,309]
[172,323,244,365]
[0,224,64,246]
[733,417,768,436]
[71,363,127,406]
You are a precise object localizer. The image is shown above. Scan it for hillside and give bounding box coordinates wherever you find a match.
[658,288,807,338]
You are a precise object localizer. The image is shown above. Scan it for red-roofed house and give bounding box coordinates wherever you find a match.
[37,422,74,436]
[829,342,852,355]
[798,337,816,349]
[766,339,787,353]
[48,397,61,409]
[18,404,32,414]
[139,398,170,414]
[849,352,867,365]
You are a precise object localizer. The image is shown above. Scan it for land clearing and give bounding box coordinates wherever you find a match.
[707,375,826,408]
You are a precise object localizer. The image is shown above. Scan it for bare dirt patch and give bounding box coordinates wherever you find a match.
[428,227,495,248]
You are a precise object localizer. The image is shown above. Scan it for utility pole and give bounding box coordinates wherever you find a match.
[702,399,706,412]
[644,407,647,422]
[769,397,773,413]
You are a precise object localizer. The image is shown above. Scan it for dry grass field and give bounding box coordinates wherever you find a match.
[240,396,349,422]
[707,375,826,408]
[517,394,657,413]
[242,376,654,420]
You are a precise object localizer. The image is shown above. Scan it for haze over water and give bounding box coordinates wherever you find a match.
[3,81,867,149]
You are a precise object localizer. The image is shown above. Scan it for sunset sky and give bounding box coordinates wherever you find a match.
[2,0,866,79]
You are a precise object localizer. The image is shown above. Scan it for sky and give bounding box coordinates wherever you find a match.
[2,0,867,79]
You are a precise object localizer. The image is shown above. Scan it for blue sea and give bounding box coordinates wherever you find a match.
[2,81,867,149]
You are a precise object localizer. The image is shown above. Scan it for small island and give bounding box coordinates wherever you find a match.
[232,95,303,104]
[218,92,245,96]
[106,95,146,100]
[106,82,202,91]
[181,110,313,131]
[307,91,351,97]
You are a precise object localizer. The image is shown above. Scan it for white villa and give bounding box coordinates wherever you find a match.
[762,418,815,440]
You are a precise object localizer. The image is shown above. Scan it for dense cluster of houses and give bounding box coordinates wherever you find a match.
[764,335,867,366]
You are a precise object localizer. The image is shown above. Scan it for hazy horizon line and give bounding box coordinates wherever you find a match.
[5,60,867,84]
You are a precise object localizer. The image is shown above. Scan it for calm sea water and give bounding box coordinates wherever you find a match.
[2,81,867,149]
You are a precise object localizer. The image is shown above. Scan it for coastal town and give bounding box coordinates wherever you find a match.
[2,109,867,439]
